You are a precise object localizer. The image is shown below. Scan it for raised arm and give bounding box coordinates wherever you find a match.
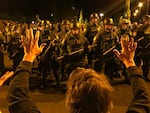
[7,29,46,113]
[114,36,150,113]
[0,71,14,87]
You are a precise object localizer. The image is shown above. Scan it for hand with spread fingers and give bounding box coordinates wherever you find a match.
[113,36,137,68]
[0,71,14,87]
[22,29,46,62]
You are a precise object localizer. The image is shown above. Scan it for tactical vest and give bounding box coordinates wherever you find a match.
[100,32,116,52]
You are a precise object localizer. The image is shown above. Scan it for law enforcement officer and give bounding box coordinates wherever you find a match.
[86,13,101,66]
[93,18,119,81]
[135,15,150,81]
[38,22,61,88]
[118,18,132,38]
[62,22,89,78]
[7,26,24,69]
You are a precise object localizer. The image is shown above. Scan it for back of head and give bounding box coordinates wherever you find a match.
[66,68,113,113]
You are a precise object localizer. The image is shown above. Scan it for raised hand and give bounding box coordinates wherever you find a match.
[113,36,137,68]
[22,29,46,62]
[0,71,14,87]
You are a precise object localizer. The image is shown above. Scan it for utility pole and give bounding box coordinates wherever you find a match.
[125,0,131,20]
[147,0,150,14]
[79,9,84,23]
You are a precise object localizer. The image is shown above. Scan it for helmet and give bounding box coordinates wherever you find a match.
[90,13,99,19]
[119,18,131,25]
[142,14,150,21]
[103,18,114,25]
[70,22,81,29]
[61,20,70,25]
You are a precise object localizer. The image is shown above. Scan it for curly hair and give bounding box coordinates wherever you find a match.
[66,68,113,113]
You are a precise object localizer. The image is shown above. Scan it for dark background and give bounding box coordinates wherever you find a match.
[0,0,149,22]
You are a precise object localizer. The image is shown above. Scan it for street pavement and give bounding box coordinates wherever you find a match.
[0,81,150,113]
[1,54,150,113]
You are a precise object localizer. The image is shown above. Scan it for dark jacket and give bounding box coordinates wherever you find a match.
[7,61,150,113]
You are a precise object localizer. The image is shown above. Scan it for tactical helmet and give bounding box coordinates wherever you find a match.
[90,13,99,19]
[70,22,81,29]
[119,18,131,25]
[142,14,150,21]
[103,18,114,25]
[61,20,70,25]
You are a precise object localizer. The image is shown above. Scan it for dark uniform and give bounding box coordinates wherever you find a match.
[118,18,132,38]
[57,20,71,81]
[8,31,24,69]
[38,26,61,88]
[0,31,5,75]
[93,18,119,80]
[62,22,89,77]
[86,13,101,66]
[135,15,150,81]
[118,18,132,79]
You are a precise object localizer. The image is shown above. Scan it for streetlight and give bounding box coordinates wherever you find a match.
[135,9,139,13]
[133,13,137,17]
[50,14,54,17]
[100,13,104,20]
[138,2,143,18]
[99,13,104,24]
[133,12,138,21]
[138,2,143,8]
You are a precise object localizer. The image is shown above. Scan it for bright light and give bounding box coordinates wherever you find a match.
[72,7,75,10]
[138,2,143,8]
[133,13,137,17]
[50,14,54,17]
[31,21,35,24]
[135,9,139,13]
[100,13,104,17]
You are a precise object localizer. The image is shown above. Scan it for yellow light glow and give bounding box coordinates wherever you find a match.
[138,2,143,8]
[100,13,104,17]
[135,9,139,13]
[133,13,137,17]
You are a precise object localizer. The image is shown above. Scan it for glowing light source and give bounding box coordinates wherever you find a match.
[100,13,104,17]
[133,13,137,17]
[138,2,143,8]
[72,7,75,10]
[135,9,139,13]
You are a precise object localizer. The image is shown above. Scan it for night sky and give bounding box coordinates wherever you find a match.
[0,0,148,21]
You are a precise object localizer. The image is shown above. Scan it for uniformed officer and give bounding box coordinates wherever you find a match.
[62,22,89,78]
[0,31,5,75]
[86,13,101,66]
[93,18,119,81]
[135,14,150,81]
[38,22,61,88]
[7,26,24,69]
[118,18,132,38]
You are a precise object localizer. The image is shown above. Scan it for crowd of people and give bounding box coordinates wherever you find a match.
[0,28,150,113]
[0,13,149,89]
[0,12,149,113]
